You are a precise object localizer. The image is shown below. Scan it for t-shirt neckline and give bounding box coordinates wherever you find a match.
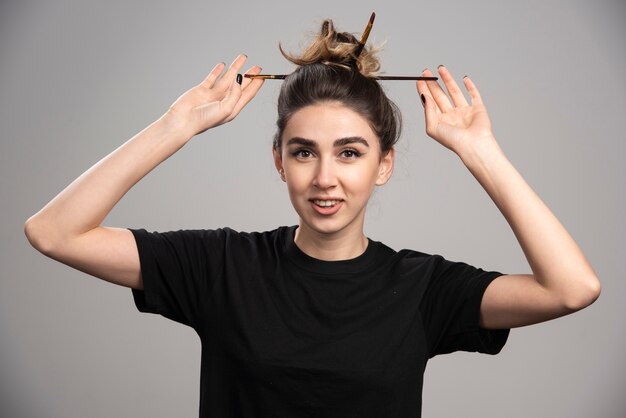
[282,225,384,275]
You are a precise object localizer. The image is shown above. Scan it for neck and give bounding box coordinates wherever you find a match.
[294,222,368,261]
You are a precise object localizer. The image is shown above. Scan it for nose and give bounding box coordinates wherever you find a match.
[312,157,337,190]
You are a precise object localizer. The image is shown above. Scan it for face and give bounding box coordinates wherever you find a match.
[273,102,394,238]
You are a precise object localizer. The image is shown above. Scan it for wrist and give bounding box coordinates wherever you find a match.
[157,110,196,144]
[456,135,506,170]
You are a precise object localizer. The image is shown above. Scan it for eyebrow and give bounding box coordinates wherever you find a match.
[285,136,370,148]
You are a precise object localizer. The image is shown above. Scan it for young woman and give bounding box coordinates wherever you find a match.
[24,18,600,418]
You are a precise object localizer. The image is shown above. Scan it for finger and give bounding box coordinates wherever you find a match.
[200,62,226,88]
[437,65,469,107]
[220,74,244,121]
[241,65,263,90]
[416,75,441,117]
[215,54,248,91]
[420,93,438,137]
[231,69,265,117]
[462,75,484,106]
[422,68,454,113]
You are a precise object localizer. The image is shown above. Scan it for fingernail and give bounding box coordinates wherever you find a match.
[420,94,426,106]
[463,74,468,79]
[422,67,429,73]
[437,64,445,69]
[236,74,242,85]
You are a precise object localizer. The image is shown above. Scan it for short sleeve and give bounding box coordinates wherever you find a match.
[128,228,227,330]
[420,255,510,358]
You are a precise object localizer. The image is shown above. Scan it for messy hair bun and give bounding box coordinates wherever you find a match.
[279,19,381,78]
[274,18,401,156]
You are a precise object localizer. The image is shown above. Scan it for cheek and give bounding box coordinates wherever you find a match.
[345,164,380,193]
[284,169,309,197]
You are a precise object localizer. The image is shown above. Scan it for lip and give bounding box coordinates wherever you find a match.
[309,198,344,216]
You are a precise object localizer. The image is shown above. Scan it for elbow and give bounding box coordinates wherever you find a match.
[24,215,57,255]
[562,276,602,312]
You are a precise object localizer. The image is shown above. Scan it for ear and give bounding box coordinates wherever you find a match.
[272,147,286,181]
[375,148,394,186]
[272,147,282,170]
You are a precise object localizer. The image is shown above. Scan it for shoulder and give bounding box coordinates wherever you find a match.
[370,238,435,263]
[393,247,499,283]
[129,225,294,252]
[220,225,294,247]
[133,225,290,238]
[370,240,501,289]
[368,238,444,275]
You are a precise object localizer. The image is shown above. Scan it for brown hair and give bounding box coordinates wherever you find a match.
[273,19,401,156]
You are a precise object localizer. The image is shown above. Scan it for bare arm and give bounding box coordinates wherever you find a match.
[416,65,600,329]
[24,55,264,289]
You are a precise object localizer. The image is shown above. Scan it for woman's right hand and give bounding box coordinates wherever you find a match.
[165,54,264,138]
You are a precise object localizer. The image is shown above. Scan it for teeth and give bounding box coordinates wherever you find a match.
[314,199,339,207]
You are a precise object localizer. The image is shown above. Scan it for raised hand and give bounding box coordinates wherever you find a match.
[416,66,498,158]
[23,55,263,292]
[415,64,601,332]
[166,54,264,138]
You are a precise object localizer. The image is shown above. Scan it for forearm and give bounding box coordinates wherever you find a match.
[459,139,600,308]
[25,112,191,249]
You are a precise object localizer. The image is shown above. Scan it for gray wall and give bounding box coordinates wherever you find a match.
[2,0,624,416]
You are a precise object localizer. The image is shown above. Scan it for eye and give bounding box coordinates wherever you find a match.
[292,148,314,159]
[340,149,362,159]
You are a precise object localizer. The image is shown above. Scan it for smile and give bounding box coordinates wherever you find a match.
[312,199,341,207]
[310,199,344,216]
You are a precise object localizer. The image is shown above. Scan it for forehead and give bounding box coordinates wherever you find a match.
[282,103,378,145]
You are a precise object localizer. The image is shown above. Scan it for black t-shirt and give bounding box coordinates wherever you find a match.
[130,225,509,417]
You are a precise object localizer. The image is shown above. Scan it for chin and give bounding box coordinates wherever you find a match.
[299,214,364,237]
[304,222,346,236]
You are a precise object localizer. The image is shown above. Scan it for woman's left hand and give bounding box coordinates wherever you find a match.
[417,66,498,157]
[417,68,601,330]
